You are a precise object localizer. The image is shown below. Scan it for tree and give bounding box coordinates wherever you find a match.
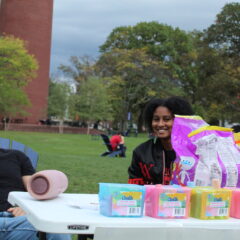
[100,21,193,65]
[48,80,71,119]
[59,56,113,132]
[0,35,38,125]
[202,2,240,124]
[48,79,72,133]
[68,77,113,134]
[97,48,184,130]
[98,22,196,129]
[205,3,240,57]
[58,56,96,91]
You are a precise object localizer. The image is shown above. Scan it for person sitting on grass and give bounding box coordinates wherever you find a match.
[110,132,126,157]
[0,148,71,240]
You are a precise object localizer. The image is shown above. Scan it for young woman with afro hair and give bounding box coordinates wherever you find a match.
[128,96,193,185]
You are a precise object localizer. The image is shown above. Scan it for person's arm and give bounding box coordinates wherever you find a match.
[7,206,26,216]
[19,151,35,187]
[22,175,32,190]
[7,175,32,217]
[120,135,125,144]
[128,150,144,185]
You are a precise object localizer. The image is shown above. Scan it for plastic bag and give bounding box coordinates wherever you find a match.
[171,115,208,186]
[171,116,240,187]
[189,126,240,187]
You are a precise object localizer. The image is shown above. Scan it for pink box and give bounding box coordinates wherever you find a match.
[226,188,240,218]
[145,185,191,219]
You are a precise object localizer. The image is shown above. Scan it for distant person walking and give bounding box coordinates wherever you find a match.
[93,120,100,130]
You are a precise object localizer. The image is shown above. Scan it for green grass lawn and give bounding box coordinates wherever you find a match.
[0,130,148,193]
[0,130,148,239]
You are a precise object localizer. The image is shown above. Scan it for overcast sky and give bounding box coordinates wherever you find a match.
[50,0,239,74]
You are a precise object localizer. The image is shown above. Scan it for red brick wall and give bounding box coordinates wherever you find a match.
[0,0,53,123]
[0,123,104,135]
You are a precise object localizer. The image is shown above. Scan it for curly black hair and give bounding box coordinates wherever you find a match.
[232,125,240,133]
[143,96,194,133]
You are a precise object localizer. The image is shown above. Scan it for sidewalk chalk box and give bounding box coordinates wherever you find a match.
[190,187,231,220]
[145,184,191,219]
[225,187,240,219]
[98,183,145,217]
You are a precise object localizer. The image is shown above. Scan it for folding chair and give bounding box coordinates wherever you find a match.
[0,137,11,149]
[25,146,39,170]
[12,141,38,169]
[100,134,123,157]
[0,139,38,170]
[11,140,26,152]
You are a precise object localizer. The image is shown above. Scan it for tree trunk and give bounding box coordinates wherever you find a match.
[86,121,90,135]
[3,120,7,131]
[3,117,10,131]
[137,108,144,132]
[59,119,64,134]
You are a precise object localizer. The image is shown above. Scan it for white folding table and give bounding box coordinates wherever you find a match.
[8,191,240,240]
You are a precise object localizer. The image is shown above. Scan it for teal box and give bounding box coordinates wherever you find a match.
[99,183,145,217]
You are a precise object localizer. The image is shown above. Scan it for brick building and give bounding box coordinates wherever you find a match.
[0,0,53,123]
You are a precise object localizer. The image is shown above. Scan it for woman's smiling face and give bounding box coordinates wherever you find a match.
[152,106,174,139]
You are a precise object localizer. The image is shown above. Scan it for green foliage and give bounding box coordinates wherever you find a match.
[97,47,184,129]
[206,2,240,56]
[48,80,71,118]
[100,22,195,84]
[58,3,240,127]
[59,57,114,127]
[0,35,38,117]
[201,2,240,123]
[98,22,195,129]
[100,21,192,62]
[69,77,113,123]
[58,56,96,91]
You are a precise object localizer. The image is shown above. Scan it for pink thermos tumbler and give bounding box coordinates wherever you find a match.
[27,170,68,200]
